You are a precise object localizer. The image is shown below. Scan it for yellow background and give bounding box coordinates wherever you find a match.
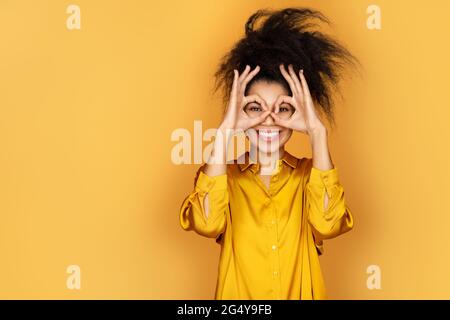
[0,0,449,299]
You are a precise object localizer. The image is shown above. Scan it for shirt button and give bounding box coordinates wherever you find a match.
[264,198,271,206]
[272,245,277,250]
[271,219,276,225]
[273,271,279,277]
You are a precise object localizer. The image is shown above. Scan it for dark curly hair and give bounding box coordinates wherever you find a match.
[213,7,359,125]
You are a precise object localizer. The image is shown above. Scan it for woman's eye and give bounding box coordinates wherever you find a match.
[246,105,262,112]
[279,106,291,112]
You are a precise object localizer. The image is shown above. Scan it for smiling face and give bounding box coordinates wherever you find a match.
[244,80,294,156]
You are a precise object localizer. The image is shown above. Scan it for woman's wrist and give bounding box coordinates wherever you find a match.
[218,119,235,131]
[205,125,234,168]
[308,125,327,145]
[309,126,333,171]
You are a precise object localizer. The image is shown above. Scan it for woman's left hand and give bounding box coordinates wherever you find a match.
[271,64,326,136]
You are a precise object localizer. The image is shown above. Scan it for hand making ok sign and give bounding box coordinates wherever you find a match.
[270,64,326,136]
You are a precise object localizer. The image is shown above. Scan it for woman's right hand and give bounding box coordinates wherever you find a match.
[220,65,271,131]
[205,65,269,173]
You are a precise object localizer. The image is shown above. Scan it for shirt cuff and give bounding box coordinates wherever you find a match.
[195,171,228,193]
[309,166,340,188]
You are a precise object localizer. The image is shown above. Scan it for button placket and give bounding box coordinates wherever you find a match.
[268,199,281,299]
[271,174,279,183]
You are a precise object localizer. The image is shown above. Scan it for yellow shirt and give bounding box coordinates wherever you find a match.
[179,151,354,300]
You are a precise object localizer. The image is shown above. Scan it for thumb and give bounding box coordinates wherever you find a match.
[247,110,271,127]
[270,112,289,128]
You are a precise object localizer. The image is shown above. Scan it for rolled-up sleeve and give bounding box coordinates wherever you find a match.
[306,166,354,241]
[179,167,228,239]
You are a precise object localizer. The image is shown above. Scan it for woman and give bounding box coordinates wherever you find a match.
[179,7,356,300]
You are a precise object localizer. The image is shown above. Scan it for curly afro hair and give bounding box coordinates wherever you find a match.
[213,7,358,125]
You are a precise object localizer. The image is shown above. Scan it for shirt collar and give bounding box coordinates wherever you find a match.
[238,151,298,172]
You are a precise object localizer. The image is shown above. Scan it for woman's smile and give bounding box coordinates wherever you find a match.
[257,128,280,142]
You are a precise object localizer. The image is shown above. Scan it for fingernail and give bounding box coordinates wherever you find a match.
[300,69,304,73]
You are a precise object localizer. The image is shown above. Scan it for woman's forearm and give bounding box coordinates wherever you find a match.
[202,126,233,218]
[204,126,234,177]
[310,126,333,171]
[309,126,334,210]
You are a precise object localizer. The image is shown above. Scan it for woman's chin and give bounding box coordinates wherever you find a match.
[249,141,285,155]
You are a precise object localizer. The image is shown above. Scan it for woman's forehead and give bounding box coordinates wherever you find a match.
[247,80,289,105]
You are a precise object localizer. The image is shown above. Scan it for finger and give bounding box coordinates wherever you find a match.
[227,69,239,111]
[240,65,260,94]
[279,64,298,96]
[288,64,304,98]
[242,94,265,110]
[299,69,311,99]
[246,110,271,128]
[274,95,297,113]
[238,65,251,83]
[274,95,286,113]
[270,111,290,128]
[230,69,239,98]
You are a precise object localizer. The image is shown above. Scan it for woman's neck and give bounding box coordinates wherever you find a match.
[249,147,285,175]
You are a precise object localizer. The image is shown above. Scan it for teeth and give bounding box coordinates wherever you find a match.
[259,130,279,138]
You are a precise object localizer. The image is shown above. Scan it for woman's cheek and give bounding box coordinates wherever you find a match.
[246,133,259,148]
